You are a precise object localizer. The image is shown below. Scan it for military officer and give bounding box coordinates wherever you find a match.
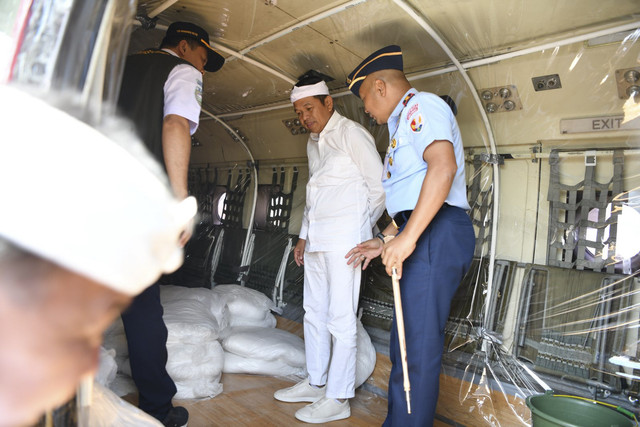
[345,45,476,426]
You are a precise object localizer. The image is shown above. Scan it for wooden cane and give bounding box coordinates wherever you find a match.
[392,267,411,414]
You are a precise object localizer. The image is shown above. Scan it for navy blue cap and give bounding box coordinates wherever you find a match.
[346,45,403,97]
[163,22,225,72]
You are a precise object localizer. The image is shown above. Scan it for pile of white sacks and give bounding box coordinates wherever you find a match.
[101,284,376,400]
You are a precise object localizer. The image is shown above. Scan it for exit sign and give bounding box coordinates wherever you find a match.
[560,115,640,134]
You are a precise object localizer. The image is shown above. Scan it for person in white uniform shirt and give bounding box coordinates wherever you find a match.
[273,71,385,424]
[117,21,224,427]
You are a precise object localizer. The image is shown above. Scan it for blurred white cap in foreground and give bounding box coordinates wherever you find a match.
[0,85,197,295]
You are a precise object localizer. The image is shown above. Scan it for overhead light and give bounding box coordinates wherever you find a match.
[478,85,522,114]
[498,88,511,98]
[627,86,640,97]
[532,74,562,92]
[624,69,640,83]
[616,67,640,99]
[282,117,307,135]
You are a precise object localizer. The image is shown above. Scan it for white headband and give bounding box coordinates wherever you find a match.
[290,81,330,103]
[0,85,197,296]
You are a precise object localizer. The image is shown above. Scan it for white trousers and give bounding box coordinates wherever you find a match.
[303,250,361,399]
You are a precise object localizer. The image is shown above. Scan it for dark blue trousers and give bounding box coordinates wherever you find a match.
[383,204,475,427]
[121,283,176,421]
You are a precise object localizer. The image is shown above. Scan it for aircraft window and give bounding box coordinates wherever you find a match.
[215,192,227,225]
[584,202,640,274]
[584,203,612,260]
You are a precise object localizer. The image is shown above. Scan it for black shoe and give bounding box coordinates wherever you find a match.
[162,406,189,427]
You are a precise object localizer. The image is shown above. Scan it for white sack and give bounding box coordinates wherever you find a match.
[222,326,306,368]
[90,382,162,426]
[109,374,136,397]
[174,377,223,400]
[96,347,118,388]
[212,284,281,329]
[166,340,224,382]
[162,298,221,344]
[160,285,229,331]
[102,317,128,358]
[355,319,377,388]
[161,290,225,399]
[223,352,306,377]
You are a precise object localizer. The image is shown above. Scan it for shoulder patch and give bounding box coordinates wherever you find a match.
[195,79,203,106]
[406,103,419,121]
[410,114,423,133]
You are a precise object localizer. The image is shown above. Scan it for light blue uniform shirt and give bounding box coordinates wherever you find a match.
[383,88,470,216]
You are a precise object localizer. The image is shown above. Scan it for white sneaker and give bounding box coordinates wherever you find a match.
[274,378,325,403]
[294,397,350,424]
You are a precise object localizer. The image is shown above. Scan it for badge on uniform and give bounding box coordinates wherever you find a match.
[406,104,418,121]
[410,115,423,132]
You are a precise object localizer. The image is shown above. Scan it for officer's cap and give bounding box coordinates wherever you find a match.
[163,22,225,72]
[346,45,403,98]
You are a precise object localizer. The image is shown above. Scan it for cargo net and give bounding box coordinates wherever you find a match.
[222,168,251,229]
[256,166,298,232]
[246,167,300,299]
[546,149,625,273]
[188,166,216,224]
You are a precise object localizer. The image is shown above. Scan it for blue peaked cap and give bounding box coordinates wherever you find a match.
[346,45,403,98]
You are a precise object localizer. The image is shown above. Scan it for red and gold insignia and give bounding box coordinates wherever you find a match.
[410,115,423,132]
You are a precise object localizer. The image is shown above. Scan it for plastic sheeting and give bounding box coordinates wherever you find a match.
[5,0,640,424]
[177,2,640,425]
[88,383,162,427]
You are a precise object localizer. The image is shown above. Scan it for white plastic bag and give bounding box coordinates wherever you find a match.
[89,382,162,426]
[355,319,376,388]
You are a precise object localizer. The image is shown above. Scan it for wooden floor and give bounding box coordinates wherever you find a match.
[126,317,530,426]
[174,373,387,426]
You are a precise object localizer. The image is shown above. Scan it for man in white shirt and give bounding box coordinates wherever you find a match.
[117,21,224,427]
[273,72,385,424]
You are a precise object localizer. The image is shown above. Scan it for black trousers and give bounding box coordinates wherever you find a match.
[121,283,176,420]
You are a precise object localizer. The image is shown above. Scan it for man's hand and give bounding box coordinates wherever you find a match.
[381,233,416,278]
[294,238,306,266]
[345,238,383,270]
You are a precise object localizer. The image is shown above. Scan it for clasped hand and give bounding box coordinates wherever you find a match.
[345,234,415,278]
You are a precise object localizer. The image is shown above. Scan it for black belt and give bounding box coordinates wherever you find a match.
[392,210,413,228]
